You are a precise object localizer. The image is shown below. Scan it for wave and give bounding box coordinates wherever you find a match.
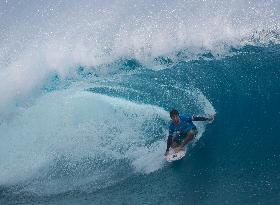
[0,0,279,114]
[0,1,279,203]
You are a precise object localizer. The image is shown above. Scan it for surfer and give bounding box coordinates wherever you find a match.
[165,109,215,156]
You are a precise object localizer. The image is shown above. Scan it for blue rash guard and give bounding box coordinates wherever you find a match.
[169,114,197,138]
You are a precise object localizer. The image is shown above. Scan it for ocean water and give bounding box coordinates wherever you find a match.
[0,1,280,205]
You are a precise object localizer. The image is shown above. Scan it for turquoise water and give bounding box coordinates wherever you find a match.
[0,1,280,204]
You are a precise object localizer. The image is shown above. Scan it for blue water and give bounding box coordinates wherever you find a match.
[1,1,280,205]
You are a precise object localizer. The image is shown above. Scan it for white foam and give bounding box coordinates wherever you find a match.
[0,81,218,194]
[0,0,279,113]
[0,90,170,192]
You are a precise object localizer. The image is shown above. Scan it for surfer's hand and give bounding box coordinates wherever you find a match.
[209,114,215,121]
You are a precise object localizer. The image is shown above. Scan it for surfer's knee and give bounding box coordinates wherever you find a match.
[187,132,195,140]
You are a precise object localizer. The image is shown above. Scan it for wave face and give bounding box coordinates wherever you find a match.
[0,1,280,205]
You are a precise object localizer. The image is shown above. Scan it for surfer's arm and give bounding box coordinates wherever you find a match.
[166,125,175,153]
[165,135,173,154]
[192,114,215,121]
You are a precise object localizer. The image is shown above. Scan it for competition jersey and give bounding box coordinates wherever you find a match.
[169,114,196,136]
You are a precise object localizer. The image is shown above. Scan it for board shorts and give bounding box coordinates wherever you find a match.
[173,127,198,144]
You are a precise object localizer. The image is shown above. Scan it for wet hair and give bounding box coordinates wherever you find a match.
[170,109,179,118]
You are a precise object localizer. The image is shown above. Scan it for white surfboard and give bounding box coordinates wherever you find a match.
[165,148,187,162]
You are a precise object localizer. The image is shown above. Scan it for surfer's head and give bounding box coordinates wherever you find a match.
[170,109,180,124]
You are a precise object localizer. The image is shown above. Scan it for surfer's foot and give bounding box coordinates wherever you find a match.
[175,146,184,152]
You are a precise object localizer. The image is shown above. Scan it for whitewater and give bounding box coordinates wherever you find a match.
[0,0,280,204]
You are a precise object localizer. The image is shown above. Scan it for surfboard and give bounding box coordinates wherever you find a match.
[165,148,186,162]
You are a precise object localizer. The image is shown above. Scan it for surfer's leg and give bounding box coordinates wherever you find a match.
[166,135,180,151]
[180,129,197,148]
[166,135,173,152]
[173,135,185,152]
[184,132,194,145]
[171,140,179,148]
[175,133,193,151]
